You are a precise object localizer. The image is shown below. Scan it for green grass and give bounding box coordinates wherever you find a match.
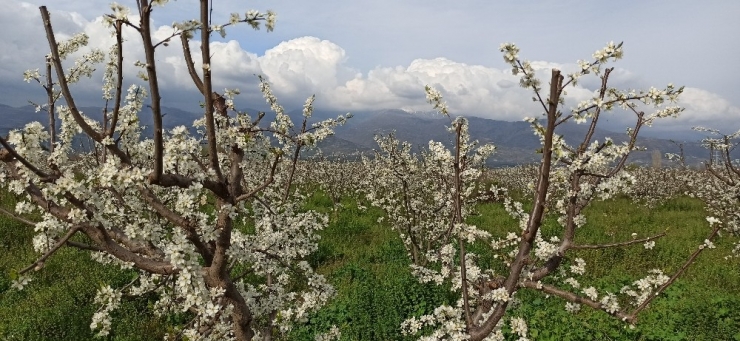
[1,191,739,340]
[0,218,171,340]
[501,196,740,341]
[291,194,740,340]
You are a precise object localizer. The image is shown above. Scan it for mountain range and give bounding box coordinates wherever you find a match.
[0,103,712,167]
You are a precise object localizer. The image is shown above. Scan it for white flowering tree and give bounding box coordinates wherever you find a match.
[393,43,691,341]
[684,127,740,255]
[301,153,365,212]
[0,2,349,340]
[362,124,494,266]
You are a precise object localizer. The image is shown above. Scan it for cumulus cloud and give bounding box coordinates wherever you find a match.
[676,88,740,130]
[260,37,347,92]
[0,2,88,80]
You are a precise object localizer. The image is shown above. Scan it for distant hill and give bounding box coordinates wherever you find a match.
[0,103,712,166]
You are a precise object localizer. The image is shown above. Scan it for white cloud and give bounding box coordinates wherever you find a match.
[259,37,348,93]
[210,41,264,87]
[677,87,740,129]
[0,2,89,79]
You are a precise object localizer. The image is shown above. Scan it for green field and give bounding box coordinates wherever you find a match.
[1,190,739,340]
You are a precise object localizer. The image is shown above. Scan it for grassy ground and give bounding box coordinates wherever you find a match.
[290,194,740,340]
[1,192,738,340]
[0,189,173,340]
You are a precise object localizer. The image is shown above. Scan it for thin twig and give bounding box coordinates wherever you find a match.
[572,232,666,250]
[0,207,37,227]
[20,226,81,274]
[625,226,721,323]
[521,280,631,320]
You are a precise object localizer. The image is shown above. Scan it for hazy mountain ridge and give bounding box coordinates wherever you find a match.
[0,104,711,166]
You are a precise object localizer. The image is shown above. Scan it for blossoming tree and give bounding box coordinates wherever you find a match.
[682,127,740,257]
[362,124,494,267]
[363,42,690,340]
[0,1,349,340]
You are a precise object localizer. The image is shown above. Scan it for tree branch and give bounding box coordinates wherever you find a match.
[521,280,632,321]
[180,33,204,94]
[199,0,224,183]
[20,226,81,274]
[571,232,666,250]
[472,70,564,341]
[625,225,721,323]
[44,56,56,152]
[107,19,125,137]
[235,154,281,203]
[139,186,214,264]
[0,135,52,180]
[0,206,37,227]
[39,6,130,164]
[136,0,166,183]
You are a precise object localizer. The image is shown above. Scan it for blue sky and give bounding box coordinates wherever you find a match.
[1,0,738,138]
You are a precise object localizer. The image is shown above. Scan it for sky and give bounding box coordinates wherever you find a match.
[1,0,739,139]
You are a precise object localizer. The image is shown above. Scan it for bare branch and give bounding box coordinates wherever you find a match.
[0,207,37,227]
[199,0,224,183]
[136,0,166,182]
[180,33,204,94]
[44,56,56,151]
